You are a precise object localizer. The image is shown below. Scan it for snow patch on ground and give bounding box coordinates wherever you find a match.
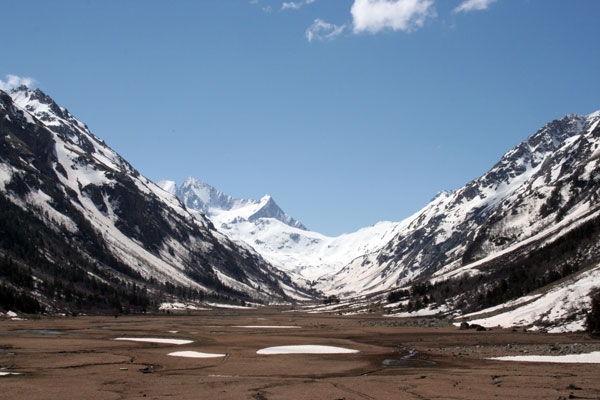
[232,325,300,329]
[491,351,600,364]
[114,338,193,345]
[168,351,227,358]
[256,345,359,355]
[0,372,20,376]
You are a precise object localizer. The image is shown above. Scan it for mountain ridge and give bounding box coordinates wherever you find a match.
[319,110,600,295]
[0,86,309,314]
[161,177,307,231]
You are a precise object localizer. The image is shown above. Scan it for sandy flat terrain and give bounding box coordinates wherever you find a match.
[1,308,599,399]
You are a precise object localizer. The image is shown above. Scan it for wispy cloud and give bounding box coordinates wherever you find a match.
[306,19,347,42]
[351,0,436,34]
[0,74,36,91]
[282,0,317,11]
[250,0,273,13]
[453,0,497,14]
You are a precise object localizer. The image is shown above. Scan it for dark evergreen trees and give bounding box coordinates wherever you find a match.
[587,289,600,336]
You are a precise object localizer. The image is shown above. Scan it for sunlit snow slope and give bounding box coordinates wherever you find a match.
[321,111,600,296]
[160,177,413,280]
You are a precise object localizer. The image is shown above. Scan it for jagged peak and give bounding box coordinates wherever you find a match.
[182,175,204,187]
[11,84,32,92]
[526,114,586,151]
[171,177,308,231]
[249,195,307,231]
[7,85,93,137]
[587,109,600,124]
[477,112,593,190]
[10,86,70,119]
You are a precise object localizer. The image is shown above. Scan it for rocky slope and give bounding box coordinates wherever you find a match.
[320,111,600,296]
[0,86,308,314]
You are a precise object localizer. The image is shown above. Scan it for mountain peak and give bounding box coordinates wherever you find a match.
[9,85,88,133]
[176,177,236,213]
[587,109,600,124]
[10,86,62,113]
[170,178,307,230]
[248,194,306,230]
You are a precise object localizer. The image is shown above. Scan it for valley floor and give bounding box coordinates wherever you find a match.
[1,308,600,399]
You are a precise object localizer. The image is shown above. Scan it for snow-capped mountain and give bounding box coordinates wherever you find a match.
[161,177,307,230]
[320,111,600,296]
[161,178,406,280]
[316,110,600,331]
[0,86,308,313]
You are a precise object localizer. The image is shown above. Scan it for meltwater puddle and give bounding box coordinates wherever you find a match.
[381,345,436,369]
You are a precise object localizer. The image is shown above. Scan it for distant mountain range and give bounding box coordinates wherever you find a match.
[159,177,404,280]
[1,84,599,332]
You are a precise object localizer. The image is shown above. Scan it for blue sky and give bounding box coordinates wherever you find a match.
[2,0,599,236]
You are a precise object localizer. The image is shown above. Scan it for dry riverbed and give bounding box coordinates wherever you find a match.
[1,308,599,399]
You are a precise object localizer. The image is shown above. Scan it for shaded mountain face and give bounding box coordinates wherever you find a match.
[0,87,306,314]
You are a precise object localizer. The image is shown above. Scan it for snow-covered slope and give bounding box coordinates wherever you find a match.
[320,111,600,297]
[162,178,407,280]
[466,263,600,333]
[288,110,600,332]
[0,86,308,312]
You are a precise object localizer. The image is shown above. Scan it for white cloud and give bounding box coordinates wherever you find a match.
[305,19,347,42]
[282,2,301,10]
[282,0,317,10]
[351,0,435,34]
[250,0,272,13]
[0,74,36,91]
[453,0,497,14]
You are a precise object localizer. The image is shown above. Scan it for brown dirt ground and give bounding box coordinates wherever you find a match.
[1,308,599,399]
